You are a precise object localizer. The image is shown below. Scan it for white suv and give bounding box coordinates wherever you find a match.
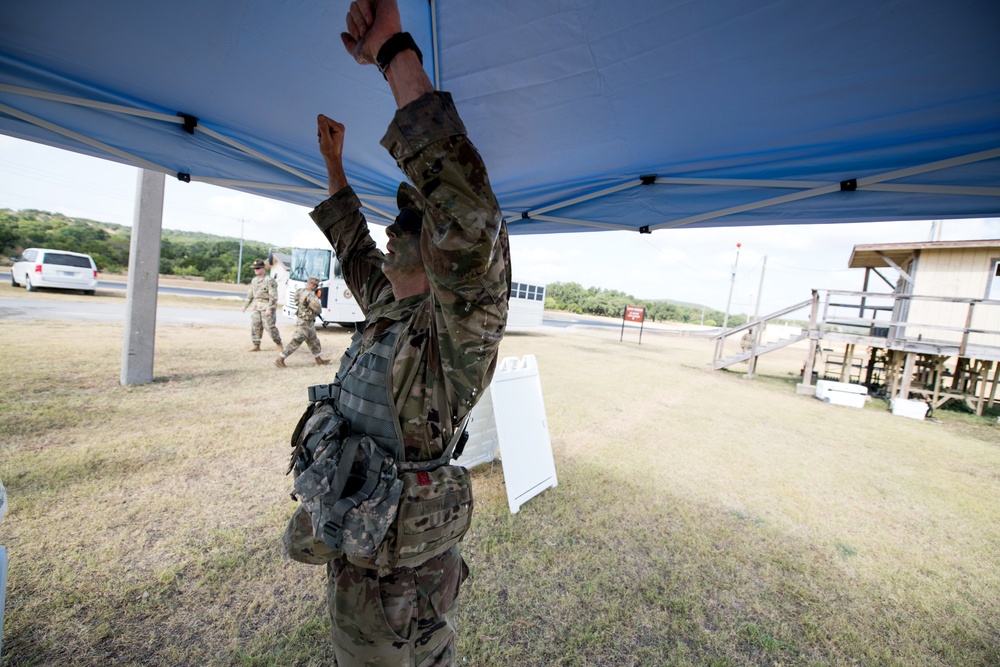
[10,247,99,295]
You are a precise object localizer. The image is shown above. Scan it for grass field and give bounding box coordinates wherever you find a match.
[1,285,998,666]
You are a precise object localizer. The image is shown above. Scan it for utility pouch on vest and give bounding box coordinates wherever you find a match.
[283,401,403,565]
[287,401,347,479]
[389,464,474,569]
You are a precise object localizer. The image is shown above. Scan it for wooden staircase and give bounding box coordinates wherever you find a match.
[711,299,813,375]
[712,332,809,370]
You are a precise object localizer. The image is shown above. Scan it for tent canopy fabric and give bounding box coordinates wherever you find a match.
[1,0,998,235]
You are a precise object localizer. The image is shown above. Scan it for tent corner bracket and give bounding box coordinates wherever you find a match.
[176,112,199,134]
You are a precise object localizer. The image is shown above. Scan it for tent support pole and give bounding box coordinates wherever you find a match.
[121,169,164,386]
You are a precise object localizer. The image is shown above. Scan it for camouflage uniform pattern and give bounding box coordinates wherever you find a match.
[281,287,323,358]
[327,546,468,667]
[307,91,509,666]
[244,274,282,346]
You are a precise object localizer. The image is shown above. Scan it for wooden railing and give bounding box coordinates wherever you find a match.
[712,289,1000,383]
[816,289,1000,357]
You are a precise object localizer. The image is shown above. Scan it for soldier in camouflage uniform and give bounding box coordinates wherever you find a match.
[292,1,510,664]
[275,276,331,367]
[241,258,283,352]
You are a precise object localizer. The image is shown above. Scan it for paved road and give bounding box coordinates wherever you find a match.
[0,296,256,326]
[2,272,243,299]
[1,273,718,335]
[0,294,615,330]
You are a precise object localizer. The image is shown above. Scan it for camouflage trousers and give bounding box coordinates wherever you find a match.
[250,309,282,346]
[326,546,468,667]
[282,322,322,358]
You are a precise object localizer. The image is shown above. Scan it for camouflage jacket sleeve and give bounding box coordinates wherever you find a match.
[309,188,393,315]
[243,281,255,309]
[380,91,510,415]
[266,278,279,311]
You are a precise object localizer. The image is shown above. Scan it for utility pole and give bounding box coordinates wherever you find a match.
[746,255,768,378]
[722,242,741,330]
[236,217,245,284]
[752,255,767,321]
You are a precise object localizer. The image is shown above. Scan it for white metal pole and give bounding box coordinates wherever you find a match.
[722,243,741,330]
[753,256,767,321]
[236,217,245,283]
[121,169,164,386]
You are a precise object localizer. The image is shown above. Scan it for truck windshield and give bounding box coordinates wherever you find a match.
[290,248,332,282]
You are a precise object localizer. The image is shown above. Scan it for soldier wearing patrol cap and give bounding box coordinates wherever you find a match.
[285,0,510,664]
[275,276,330,367]
[241,258,283,352]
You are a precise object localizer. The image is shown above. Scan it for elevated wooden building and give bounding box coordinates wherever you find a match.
[713,239,1000,416]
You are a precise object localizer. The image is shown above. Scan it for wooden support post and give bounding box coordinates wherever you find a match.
[800,290,820,387]
[839,343,855,383]
[931,357,944,409]
[988,361,1000,409]
[951,358,967,391]
[747,326,763,378]
[865,348,878,387]
[959,303,975,358]
[974,360,992,416]
[898,352,917,400]
[888,351,902,399]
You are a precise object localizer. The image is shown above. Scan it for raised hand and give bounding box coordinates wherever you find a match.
[317,114,348,195]
[340,0,402,66]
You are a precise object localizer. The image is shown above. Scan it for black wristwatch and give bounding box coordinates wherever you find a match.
[376,32,423,78]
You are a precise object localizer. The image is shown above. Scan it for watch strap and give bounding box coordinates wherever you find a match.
[376,32,423,78]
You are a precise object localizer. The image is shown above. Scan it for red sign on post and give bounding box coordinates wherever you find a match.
[620,305,646,344]
[624,305,645,322]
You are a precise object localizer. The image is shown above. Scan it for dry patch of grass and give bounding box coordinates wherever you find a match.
[1,318,998,666]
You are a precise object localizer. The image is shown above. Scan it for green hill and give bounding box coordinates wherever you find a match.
[543,281,745,328]
[1,208,282,284]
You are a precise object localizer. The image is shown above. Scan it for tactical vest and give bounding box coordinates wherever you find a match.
[334,323,406,457]
[285,315,474,572]
[294,288,319,321]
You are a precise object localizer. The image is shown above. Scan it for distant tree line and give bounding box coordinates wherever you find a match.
[544,281,747,328]
[1,208,279,283]
[3,209,750,323]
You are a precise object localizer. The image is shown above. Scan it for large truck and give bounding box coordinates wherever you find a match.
[506,280,546,331]
[283,246,546,331]
[282,247,364,329]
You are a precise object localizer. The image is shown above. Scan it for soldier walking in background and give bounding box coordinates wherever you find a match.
[242,258,283,352]
[275,276,330,367]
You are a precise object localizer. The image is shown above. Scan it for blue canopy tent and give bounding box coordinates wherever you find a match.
[1,0,998,233]
[1,0,998,383]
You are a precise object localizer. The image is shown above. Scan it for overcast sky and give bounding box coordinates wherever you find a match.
[2,134,998,316]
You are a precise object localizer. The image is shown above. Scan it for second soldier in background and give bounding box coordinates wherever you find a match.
[275,276,330,367]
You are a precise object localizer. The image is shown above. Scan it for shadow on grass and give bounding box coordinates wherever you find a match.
[2,456,995,666]
[456,457,997,667]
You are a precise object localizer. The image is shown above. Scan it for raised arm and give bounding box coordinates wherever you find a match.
[313,115,392,313]
[340,0,433,109]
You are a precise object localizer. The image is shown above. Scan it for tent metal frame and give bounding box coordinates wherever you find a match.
[3,83,998,235]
